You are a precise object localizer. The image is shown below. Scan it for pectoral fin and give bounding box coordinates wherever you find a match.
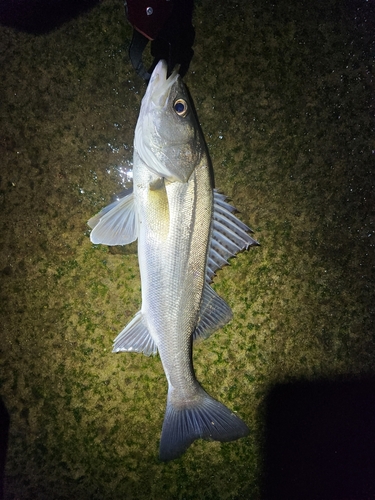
[88,190,138,246]
[149,177,165,191]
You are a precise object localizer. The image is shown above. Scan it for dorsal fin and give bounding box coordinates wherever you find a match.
[193,284,232,341]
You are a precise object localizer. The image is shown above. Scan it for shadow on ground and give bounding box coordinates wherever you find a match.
[262,376,375,500]
[0,0,100,34]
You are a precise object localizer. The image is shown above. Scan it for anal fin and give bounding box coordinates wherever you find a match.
[113,311,157,356]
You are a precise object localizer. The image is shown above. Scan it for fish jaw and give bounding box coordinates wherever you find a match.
[142,59,179,109]
[135,60,204,183]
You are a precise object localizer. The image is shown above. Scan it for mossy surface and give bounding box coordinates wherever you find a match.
[0,0,374,498]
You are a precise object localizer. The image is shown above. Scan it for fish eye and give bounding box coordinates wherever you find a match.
[173,99,188,117]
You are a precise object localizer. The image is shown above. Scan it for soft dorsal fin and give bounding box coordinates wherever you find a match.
[206,190,259,283]
[193,283,233,341]
[88,190,138,246]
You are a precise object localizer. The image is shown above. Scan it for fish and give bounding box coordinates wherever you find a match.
[88,60,258,461]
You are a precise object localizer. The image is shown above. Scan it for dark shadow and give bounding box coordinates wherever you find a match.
[0,0,100,35]
[262,377,375,500]
[0,398,9,500]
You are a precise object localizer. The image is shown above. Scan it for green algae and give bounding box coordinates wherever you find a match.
[1,0,374,498]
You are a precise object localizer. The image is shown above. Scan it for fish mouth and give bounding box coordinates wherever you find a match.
[146,60,180,108]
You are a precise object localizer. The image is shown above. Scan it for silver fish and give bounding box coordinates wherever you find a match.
[88,60,258,461]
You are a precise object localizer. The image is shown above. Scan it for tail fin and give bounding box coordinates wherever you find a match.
[159,390,249,461]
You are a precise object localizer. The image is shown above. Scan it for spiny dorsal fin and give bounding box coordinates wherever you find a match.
[206,190,259,283]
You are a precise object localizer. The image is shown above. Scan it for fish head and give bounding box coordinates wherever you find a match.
[135,60,203,183]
